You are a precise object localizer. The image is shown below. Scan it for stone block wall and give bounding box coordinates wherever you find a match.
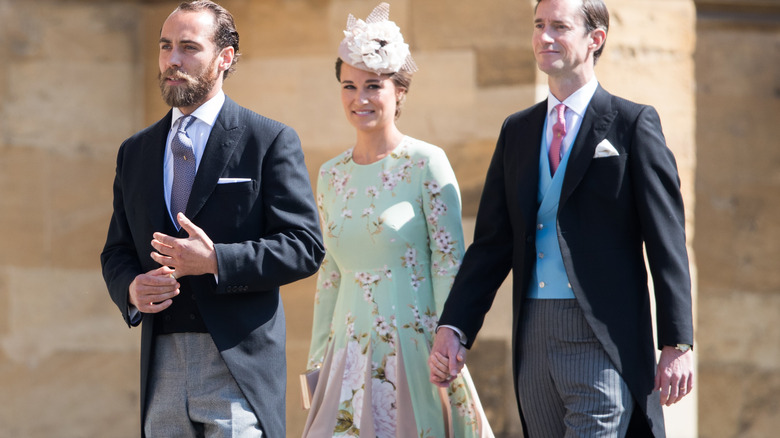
[0,0,743,437]
[694,2,780,437]
[0,1,145,436]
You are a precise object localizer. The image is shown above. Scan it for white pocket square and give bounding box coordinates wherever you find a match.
[594,139,619,158]
[218,177,252,184]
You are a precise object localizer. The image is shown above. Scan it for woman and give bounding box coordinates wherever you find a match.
[303,4,493,438]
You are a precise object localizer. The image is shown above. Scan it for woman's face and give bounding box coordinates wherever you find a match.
[339,62,403,133]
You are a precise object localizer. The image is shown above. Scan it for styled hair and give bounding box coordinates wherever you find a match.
[175,0,240,78]
[536,0,609,64]
[335,57,413,120]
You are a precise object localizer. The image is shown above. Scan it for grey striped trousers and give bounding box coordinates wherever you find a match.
[517,299,634,438]
[145,333,263,438]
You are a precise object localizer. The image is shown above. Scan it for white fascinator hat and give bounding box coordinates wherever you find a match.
[337,2,418,75]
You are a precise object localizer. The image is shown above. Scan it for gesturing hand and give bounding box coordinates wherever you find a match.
[150,213,218,279]
[128,266,179,313]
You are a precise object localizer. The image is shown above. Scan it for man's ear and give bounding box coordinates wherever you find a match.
[590,28,607,53]
[218,46,235,72]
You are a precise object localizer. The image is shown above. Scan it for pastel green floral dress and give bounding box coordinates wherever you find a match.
[303,137,493,438]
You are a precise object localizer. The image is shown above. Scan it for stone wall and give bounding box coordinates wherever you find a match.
[694,2,780,437]
[0,0,145,436]
[2,0,758,437]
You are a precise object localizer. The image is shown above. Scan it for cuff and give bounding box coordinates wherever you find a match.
[437,324,468,346]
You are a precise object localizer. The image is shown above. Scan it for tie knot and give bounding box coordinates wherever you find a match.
[171,115,196,156]
[178,115,195,133]
[554,104,566,121]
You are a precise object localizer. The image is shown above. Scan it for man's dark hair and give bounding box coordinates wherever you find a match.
[176,0,240,78]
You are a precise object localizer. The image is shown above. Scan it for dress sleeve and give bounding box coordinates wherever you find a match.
[420,147,465,317]
[307,169,342,369]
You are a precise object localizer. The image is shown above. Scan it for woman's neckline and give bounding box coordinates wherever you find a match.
[350,135,408,167]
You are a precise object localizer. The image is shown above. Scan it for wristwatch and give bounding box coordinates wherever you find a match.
[675,343,692,353]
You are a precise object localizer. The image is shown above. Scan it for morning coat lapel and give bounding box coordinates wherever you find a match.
[559,85,617,205]
[143,111,174,232]
[186,96,245,221]
[515,102,547,230]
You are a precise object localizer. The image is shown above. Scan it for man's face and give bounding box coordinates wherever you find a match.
[158,10,226,111]
[532,0,598,80]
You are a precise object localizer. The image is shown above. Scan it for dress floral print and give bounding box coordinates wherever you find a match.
[303,137,493,438]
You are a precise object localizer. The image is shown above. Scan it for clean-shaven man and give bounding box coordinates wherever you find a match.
[430,0,694,436]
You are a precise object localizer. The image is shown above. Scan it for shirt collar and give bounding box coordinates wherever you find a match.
[546,77,599,118]
[170,90,226,129]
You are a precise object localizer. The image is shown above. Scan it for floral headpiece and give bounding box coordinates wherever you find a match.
[338,3,418,75]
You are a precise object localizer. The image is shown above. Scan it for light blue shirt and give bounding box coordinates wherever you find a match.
[127,91,227,325]
[163,90,225,224]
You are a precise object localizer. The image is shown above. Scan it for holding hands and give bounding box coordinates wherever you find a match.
[428,326,467,387]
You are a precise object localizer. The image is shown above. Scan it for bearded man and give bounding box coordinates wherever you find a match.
[100,1,324,436]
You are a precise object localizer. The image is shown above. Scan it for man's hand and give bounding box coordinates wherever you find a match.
[128,266,180,313]
[150,213,218,279]
[428,327,467,388]
[654,345,694,406]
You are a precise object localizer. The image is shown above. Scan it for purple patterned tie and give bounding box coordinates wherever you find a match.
[549,104,567,176]
[170,115,196,229]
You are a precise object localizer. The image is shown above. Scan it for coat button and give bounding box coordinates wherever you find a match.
[539,281,546,288]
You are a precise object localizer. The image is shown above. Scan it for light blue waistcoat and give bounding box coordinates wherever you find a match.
[527,119,576,299]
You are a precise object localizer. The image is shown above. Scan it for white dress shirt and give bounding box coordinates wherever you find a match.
[544,77,599,162]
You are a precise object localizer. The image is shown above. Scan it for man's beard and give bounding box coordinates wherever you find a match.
[158,63,219,109]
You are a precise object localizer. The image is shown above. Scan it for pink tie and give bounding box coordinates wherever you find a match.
[549,104,567,176]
